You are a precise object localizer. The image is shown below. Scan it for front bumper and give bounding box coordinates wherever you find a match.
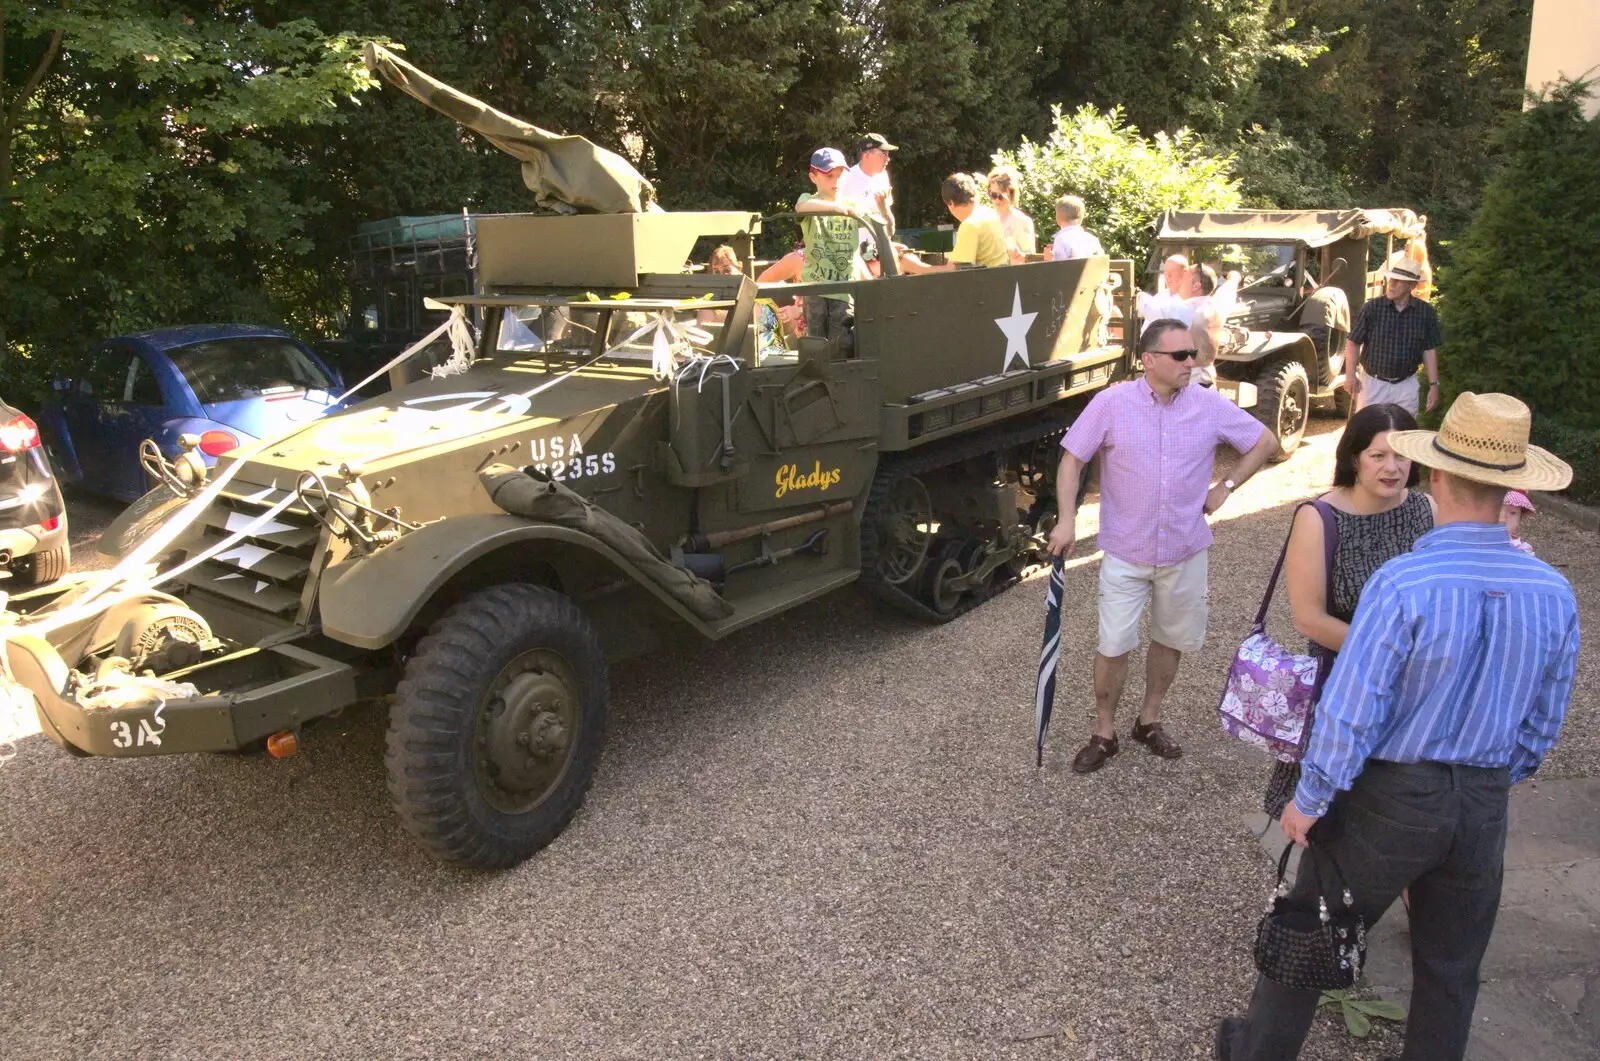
[6,633,358,757]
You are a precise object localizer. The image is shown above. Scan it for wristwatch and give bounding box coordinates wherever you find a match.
[1223,478,1238,491]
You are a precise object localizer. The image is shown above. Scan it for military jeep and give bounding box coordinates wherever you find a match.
[1154,209,1430,455]
[2,206,1137,869]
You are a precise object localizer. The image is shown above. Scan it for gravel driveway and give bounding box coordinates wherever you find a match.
[2,420,1594,1060]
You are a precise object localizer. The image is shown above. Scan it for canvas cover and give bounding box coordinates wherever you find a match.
[364,43,655,214]
[480,465,735,622]
[1156,209,1428,248]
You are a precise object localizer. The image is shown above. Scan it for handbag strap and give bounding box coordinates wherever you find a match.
[1252,499,1340,628]
[1275,840,1295,883]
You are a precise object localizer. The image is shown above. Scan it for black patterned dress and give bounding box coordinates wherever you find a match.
[1262,490,1434,818]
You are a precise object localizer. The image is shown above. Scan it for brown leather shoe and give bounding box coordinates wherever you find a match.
[1071,734,1119,774]
[1131,720,1183,759]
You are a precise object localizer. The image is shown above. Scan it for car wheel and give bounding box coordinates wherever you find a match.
[11,543,70,586]
[385,584,608,869]
[1255,358,1310,461]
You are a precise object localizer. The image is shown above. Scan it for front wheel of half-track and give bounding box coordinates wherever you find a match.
[385,584,608,869]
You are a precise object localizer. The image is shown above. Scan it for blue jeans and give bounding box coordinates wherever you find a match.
[1227,760,1510,1061]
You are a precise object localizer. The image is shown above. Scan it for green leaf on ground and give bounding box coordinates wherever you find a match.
[1352,999,1408,1020]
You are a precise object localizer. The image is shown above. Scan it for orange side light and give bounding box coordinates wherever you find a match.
[266,730,300,758]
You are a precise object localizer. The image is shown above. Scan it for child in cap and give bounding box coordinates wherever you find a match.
[1501,490,1537,555]
[795,147,866,354]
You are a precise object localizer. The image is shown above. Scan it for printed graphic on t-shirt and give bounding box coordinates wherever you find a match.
[797,193,859,302]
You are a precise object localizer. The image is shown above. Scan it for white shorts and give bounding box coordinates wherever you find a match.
[1097,550,1209,658]
[1357,368,1420,416]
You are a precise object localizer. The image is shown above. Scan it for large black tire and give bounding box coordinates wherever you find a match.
[1255,357,1310,461]
[11,542,70,586]
[385,584,608,869]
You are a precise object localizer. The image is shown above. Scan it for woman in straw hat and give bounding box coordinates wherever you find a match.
[1217,392,1580,1061]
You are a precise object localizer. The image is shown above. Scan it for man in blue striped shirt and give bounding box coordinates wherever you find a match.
[1217,393,1580,1061]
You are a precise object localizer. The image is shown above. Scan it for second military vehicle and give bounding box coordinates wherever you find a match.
[1154,208,1431,455]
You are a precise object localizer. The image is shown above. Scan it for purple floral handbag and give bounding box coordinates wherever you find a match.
[1218,501,1339,762]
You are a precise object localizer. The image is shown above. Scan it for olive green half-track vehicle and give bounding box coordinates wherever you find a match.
[1155,208,1430,456]
[3,208,1137,868]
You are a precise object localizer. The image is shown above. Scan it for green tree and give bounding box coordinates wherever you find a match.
[1034,0,1327,137]
[993,104,1241,264]
[1246,0,1534,248]
[1228,124,1354,207]
[530,0,866,218]
[1434,82,1600,493]
[0,2,381,400]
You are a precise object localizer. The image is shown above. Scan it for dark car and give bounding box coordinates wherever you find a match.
[39,325,345,502]
[0,399,69,585]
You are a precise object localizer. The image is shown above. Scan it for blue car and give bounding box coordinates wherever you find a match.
[41,325,345,502]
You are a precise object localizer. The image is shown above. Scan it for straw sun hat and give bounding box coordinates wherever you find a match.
[1381,255,1424,283]
[1387,392,1572,492]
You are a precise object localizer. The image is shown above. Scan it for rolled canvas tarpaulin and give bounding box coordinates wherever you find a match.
[363,42,654,214]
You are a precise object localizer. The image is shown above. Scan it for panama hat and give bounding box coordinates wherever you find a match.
[1387,392,1572,492]
[1381,255,1424,283]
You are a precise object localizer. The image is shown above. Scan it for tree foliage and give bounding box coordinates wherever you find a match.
[1246,0,1533,249]
[0,0,1545,408]
[1435,82,1600,450]
[993,105,1241,262]
[0,2,382,396]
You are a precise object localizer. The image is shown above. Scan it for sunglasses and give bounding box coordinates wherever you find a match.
[988,192,1007,201]
[1158,349,1199,361]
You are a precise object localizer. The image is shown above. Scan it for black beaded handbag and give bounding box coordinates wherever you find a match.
[1253,843,1367,990]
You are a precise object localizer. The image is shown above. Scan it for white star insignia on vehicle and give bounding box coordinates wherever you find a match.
[994,283,1038,373]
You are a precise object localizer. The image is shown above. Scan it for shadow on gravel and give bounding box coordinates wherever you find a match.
[1,420,1462,1060]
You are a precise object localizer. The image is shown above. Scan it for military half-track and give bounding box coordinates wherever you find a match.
[1154,208,1430,455]
[2,208,1136,868]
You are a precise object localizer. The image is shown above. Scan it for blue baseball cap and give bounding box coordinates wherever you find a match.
[809,147,847,171]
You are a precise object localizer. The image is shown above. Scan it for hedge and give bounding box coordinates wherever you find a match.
[1531,420,1600,506]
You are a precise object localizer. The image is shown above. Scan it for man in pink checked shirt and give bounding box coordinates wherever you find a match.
[1046,319,1279,774]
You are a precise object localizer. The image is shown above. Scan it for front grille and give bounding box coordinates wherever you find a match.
[179,487,321,616]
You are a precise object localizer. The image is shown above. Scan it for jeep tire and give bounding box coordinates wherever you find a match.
[1255,357,1310,461]
[386,584,608,869]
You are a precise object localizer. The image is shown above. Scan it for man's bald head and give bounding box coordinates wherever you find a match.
[1162,254,1189,295]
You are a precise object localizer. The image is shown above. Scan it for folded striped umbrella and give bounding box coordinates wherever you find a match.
[1035,554,1066,767]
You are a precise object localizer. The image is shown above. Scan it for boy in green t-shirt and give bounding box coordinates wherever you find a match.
[795,147,868,354]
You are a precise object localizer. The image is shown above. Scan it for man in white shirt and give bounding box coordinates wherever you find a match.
[840,133,896,253]
[1186,264,1241,387]
[1134,253,1195,331]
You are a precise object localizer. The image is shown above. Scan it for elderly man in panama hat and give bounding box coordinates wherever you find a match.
[1216,392,1581,1061]
[1344,254,1442,415]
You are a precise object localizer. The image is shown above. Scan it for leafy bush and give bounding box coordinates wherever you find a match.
[1435,82,1600,432]
[1431,81,1600,501]
[991,105,1241,263]
[1228,124,1354,208]
[1531,420,1600,506]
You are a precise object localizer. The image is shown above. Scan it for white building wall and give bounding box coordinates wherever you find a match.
[1526,0,1600,116]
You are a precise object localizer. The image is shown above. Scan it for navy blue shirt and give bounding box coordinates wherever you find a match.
[1349,295,1442,381]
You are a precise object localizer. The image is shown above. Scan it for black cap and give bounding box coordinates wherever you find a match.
[856,132,898,156]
